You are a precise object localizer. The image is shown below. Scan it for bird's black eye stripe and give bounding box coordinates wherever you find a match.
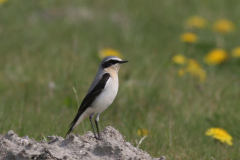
[109,60,121,64]
[102,60,121,68]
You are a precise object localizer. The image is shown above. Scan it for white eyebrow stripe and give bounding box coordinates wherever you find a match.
[107,58,122,61]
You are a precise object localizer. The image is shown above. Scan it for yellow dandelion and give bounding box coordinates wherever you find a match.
[172,54,186,65]
[204,49,228,65]
[178,68,185,76]
[186,16,207,29]
[137,129,149,137]
[180,32,198,43]
[99,48,123,59]
[205,128,233,146]
[213,19,235,34]
[187,59,201,69]
[0,0,7,5]
[231,47,240,58]
[186,59,206,82]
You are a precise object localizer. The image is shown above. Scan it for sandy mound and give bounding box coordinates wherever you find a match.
[0,126,166,160]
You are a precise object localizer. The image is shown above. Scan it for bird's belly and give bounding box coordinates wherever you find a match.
[91,79,118,114]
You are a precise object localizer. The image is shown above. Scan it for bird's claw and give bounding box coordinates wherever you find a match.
[94,135,102,140]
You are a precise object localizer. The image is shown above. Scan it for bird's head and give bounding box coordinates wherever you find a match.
[101,56,128,73]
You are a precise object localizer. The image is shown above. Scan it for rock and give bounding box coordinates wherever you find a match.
[0,126,165,160]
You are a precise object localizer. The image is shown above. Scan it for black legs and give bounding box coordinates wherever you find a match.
[89,114,98,138]
[95,119,102,139]
[89,114,102,140]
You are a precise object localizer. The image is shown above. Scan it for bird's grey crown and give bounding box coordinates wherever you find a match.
[101,56,122,64]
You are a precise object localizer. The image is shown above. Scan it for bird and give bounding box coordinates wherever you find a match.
[66,56,128,140]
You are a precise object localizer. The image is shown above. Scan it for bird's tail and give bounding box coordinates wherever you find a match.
[65,123,75,137]
[65,112,86,138]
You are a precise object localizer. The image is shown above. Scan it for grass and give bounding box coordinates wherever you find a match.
[0,0,240,159]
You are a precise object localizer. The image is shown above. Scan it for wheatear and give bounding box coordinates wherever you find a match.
[66,56,128,140]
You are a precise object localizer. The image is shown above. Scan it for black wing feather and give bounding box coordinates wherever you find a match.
[65,73,110,136]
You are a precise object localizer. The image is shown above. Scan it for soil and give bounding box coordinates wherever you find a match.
[0,126,166,160]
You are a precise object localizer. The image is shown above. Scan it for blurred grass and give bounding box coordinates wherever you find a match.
[0,0,240,159]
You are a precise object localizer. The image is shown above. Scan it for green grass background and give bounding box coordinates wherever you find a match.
[0,0,240,159]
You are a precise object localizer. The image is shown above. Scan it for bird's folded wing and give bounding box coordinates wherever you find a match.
[79,72,110,112]
[67,73,110,132]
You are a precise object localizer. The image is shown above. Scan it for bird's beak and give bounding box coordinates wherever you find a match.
[119,60,129,64]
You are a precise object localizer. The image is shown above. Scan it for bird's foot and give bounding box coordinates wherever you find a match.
[95,137,102,140]
[94,135,102,140]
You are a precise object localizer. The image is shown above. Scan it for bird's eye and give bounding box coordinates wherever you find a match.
[102,59,122,68]
[109,60,120,65]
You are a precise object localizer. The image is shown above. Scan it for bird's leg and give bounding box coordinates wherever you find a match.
[95,113,102,140]
[89,114,98,139]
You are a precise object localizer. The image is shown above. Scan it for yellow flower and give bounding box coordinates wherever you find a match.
[205,128,233,146]
[99,48,123,59]
[178,69,185,76]
[137,129,149,137]
[186,16,207,29]
[172,54,186,65]
[204,49,228,65]
[231,47,240,58]
[180,32,198,43]
[213,19,235,34]
[175,58,206,82]
[0,0,7,5]
[186,59,206,82]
